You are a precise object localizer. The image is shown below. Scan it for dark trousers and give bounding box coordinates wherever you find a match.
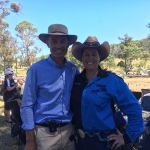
[9,101,22,124]
[76,134,125,150]
[76,135,109,150]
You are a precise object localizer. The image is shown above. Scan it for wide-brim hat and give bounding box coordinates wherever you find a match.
[39,24,77,45]
[72,36,110,62]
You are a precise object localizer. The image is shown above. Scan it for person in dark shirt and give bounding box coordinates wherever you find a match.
[3,68,21,123]
[71,36,143,150]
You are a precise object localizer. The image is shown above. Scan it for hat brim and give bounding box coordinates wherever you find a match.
[72,42,110,62]
[39,33,77,45]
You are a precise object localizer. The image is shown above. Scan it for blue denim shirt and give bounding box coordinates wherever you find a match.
[20,56,79,130]
[81,72,144,142]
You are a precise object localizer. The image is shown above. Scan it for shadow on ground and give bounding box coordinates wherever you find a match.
[0,114,24,149]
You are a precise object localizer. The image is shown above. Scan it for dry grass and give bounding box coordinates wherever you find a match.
[124,77,150,92]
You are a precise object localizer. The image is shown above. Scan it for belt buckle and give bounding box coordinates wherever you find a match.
[48,122,57,132]
[78,129,85,138]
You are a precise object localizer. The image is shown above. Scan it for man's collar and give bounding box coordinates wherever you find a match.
[47,55,68,67]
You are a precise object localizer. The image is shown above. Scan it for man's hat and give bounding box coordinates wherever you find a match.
[4,68,14,75]
[39,24,77,45]
[72,36,110,62]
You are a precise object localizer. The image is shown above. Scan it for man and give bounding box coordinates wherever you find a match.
[20,24,78,150]
[3,68,21,123]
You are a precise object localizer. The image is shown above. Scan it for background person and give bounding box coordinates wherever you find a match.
[20,24,79,150]
[3,68,21,123]
[140,89,150,112]
[71,36,144,150]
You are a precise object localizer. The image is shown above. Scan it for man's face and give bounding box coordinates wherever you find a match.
[8,74,13,79]
[47,36,69,59]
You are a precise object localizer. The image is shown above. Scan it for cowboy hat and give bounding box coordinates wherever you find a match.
[72,36,110,61]
[39,24,77,45]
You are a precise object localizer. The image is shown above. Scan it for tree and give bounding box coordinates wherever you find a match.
[147,22,150,39]
[118,34,142,75]
[67,47,83,71]
[101,54,115,70]
[0,29,18,70]
[15,21,41,67]
[0,0,21,72]
[0,0,21,23]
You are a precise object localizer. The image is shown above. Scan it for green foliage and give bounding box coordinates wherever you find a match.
[0,0,21,71]
[15,21,41,67]
[0,26,17,70]
[101,54,115,70]
[117,34,143,74]
[67,47,83,70]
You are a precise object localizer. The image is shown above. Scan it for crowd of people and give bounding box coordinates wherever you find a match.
[1,23,150,150]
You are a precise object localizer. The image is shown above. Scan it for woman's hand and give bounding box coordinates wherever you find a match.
[107,129,125,150]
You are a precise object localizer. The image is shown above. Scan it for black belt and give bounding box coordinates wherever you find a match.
[36,121,69,128]
[76,129,117,141]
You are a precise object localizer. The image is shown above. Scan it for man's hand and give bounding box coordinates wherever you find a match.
[25,141,37,150]
[25,130,37,150]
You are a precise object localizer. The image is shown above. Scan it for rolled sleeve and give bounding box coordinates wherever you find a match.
[20,67,37,130]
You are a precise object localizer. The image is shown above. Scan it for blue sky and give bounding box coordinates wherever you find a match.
[6,0,150,56]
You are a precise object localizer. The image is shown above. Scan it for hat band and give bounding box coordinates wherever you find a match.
[50,31,67,35]
[84,41,100,47]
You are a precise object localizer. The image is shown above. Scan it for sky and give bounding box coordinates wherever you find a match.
[5,0,150,56]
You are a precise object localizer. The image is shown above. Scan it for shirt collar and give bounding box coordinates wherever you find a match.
[47,55,68,68]
[81,66,109,79]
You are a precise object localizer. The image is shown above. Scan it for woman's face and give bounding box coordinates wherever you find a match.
[82,48,100,71]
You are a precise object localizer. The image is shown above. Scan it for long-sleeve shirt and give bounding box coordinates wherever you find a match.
[71,69,144,142]
[20,56,79,130]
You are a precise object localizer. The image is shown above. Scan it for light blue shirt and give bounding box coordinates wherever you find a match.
[20,56,79,130]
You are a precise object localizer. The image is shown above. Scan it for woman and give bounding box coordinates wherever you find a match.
[70,36,143,150]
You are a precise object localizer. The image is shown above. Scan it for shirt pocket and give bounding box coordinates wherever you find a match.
[90,85,108,108]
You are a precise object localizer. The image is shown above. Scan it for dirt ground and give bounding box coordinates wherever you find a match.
[0,100,24,150]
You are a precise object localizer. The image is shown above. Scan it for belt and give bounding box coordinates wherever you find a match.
[35,121,69,128]
[77,129,116,142]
